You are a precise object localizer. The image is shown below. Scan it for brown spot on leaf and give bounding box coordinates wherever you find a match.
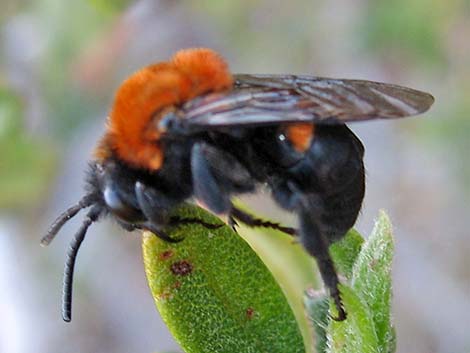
[246,307,255,319]
[171,260,193,276]
[160,250,174,260]
[158,291,172,300]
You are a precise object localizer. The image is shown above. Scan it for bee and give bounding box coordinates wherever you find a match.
[42,48,434,322]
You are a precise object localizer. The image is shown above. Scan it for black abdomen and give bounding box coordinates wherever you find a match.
[267,124,365,242]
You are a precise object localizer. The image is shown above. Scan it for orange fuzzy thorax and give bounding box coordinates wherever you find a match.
[172,48,234,96]
[97,48,233,170]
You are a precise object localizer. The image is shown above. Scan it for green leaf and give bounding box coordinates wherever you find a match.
[307,212,395,353]
[329,229,364,279]
[351,211,394,352]
[305,228,365,353]
[236,222,317,353]
[143,204,305,353]
[303,291,330,353]
[328,285,379,353]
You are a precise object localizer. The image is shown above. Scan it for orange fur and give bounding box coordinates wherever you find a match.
[285,123,315,152]
[100,49,233,170]
[93,134,113,161]
[172,48,233,97]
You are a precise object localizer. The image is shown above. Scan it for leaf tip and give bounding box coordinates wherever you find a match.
[371,209,394,242]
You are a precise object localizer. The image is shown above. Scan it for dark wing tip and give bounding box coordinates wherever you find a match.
[418,91,435,113]
[349,80,435,118]
[391,84,435,115]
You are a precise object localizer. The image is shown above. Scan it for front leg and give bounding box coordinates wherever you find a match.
[134,182,183,243]
[190,142,255,214]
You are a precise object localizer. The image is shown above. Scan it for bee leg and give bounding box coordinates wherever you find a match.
[116,220,138,232]
[191,142,255,214]
[135,182,184,243]
[191,143,231,214]
[229,206,298,237]
[269,178,304,211]
[168,216,224,230]
[299,209,347,321]
[141,223,184,243]
[228,215,239,232]
[191,143,296,236]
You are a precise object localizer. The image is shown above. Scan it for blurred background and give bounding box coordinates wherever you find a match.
[1,0,469,352]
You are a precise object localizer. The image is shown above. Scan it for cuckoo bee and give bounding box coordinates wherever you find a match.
[42,48,434,322]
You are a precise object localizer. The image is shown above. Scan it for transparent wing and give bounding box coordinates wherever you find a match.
[177,74,434,129]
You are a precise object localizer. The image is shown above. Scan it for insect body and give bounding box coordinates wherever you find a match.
[42,48,434,322]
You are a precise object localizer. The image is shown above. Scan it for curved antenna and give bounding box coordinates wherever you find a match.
[62,205,102,322]
[41,194,95,246]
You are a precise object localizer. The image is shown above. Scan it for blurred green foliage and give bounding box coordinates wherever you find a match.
[419,91,470,193]
[0,85,56,209]
[361,0,449,65]
[88,0,135,14]
[29,0,116,135]
[0,0,28,25]
[190,0,315,70]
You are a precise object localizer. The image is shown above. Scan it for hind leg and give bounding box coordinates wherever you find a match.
[298,209,346,321]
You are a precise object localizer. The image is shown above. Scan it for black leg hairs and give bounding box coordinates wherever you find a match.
[230,206,298,237]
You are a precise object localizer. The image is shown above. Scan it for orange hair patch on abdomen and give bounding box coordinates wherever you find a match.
[285,123,315,152]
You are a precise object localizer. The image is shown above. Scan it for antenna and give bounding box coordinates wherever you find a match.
[41,194,94,246]
[62,205,102,322]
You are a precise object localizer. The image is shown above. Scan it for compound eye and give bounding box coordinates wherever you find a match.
[103,186,143,223]
[103,186,123,211]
